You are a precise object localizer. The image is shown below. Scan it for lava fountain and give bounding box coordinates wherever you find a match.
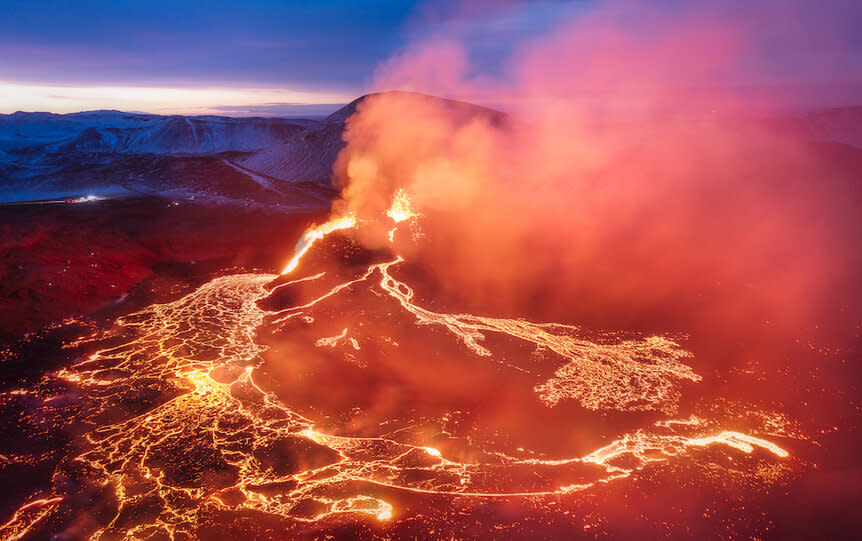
[281,214,357,274]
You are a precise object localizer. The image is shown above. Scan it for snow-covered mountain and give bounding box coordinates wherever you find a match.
[0,110,316,157]
[235,115,346,186]
[237,92,509,185]
[0,110,327,204]
[0,92,508,204]
[3,94,859,206]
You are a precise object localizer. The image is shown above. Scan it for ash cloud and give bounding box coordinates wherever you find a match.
[329,0,862,338]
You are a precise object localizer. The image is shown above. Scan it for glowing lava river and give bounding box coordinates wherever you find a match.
[0,209,814,540]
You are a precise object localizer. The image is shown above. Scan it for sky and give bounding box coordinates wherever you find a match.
[1,0,860,116]
[0,0,580,116]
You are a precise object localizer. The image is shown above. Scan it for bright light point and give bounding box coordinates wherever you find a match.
[424,447,442,457]
[386,189,417,223]
[373,500,394,521]
[282,258,300,275]
[301,428,322,443]
[688,431,790,458]
[377,508,392,521]
[281,214,357,274]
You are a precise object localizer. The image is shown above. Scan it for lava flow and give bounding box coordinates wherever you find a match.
[0,191,807,540]
[281,214,357,275]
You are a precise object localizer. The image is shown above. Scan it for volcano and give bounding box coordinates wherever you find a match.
[0,93,861,540]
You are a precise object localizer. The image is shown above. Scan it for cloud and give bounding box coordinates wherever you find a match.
[0,82,352,116]
[207,103,346,118]
[324,0,862,344]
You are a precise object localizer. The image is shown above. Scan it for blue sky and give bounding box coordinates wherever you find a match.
[1,0,859,116]
[0,1,415,89]
[0,0,585,115]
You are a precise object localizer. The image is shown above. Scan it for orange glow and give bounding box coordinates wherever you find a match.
[5,3,854,537]
[0,497,63,541]
[281,214,357,274]
[386,189,418,223]
[0,240,800,539]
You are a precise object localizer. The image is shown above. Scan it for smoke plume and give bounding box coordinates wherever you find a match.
[328,0,861,339]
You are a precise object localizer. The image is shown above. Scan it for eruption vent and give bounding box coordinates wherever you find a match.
[282,190,420,275]
[386,188,418,223]
[281,214,357,274]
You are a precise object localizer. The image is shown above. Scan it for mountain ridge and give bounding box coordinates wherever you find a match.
[2,93,861,205]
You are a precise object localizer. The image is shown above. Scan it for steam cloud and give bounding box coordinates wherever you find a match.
[328,0,861,339]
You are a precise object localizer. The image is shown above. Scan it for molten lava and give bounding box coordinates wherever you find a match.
[283,189,420,275]
[281,214,356,274]
[0,188,815,540]
[386,189,418,223]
